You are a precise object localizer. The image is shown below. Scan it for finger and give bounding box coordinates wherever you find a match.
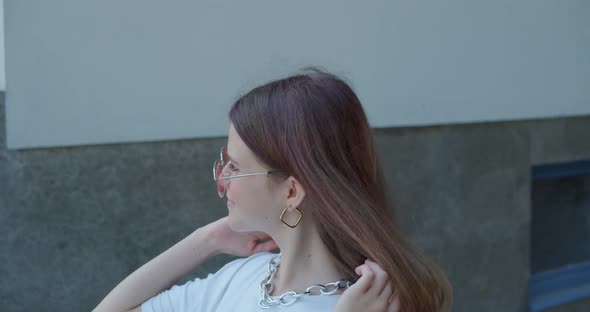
[251,231,271,240]
[387,290,401,312]
[365,260,389,296]
[353,264,375,293]
[379,279,394,301]
[252,239,278,253]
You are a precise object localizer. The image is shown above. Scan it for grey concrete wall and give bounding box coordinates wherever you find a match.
[1,93,590,311]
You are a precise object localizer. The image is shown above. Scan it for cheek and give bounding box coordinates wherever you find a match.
[227,179,253,206]
[227,179,242,203]
[228,180,274,211]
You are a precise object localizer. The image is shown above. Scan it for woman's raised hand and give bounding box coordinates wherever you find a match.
[203,216,279,257]
[334,259,401,312]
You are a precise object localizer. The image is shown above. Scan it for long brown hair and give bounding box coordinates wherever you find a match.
[228,67,452,312]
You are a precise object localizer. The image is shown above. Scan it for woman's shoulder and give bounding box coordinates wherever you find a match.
[244,251,279,262]
[214,251,279,289]
[210,251,278,279]
[140,252,280,312]
[229,251,278,273]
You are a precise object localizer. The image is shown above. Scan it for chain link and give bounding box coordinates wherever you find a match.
[258,253,353,308]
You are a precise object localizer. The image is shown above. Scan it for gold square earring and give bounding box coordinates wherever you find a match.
[280,205,302,228]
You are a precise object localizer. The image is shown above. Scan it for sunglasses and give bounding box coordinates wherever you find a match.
[212,146,285,198]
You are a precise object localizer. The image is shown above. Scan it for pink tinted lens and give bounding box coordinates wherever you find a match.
[221,146,229,164]
[215,160,225,197]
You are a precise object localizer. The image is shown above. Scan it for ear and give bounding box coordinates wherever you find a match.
[285,176,306,210]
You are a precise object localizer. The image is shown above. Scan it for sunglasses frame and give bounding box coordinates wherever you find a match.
[212,146,285,198]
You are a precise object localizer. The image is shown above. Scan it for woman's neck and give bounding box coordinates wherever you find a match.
[268,221,347,296]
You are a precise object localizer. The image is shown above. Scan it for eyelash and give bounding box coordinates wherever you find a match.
[228,163,239,172]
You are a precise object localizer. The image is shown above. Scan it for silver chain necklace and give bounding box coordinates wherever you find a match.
[258,253,353,308]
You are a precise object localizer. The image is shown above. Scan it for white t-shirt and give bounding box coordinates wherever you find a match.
[141,251,343,312]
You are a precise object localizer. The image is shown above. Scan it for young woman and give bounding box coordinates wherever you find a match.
[95,68,452,312]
